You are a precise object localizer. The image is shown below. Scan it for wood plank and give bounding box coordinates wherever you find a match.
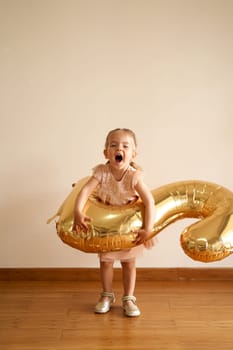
[0,267,233,281]
[0,280,233,349]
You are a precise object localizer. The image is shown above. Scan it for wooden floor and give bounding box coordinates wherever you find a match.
[0,280,233,350]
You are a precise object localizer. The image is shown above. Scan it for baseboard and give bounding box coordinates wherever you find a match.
[0,268,233,281]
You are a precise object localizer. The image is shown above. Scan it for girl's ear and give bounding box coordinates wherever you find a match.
[103,149,108,159]
[132,150,137,159]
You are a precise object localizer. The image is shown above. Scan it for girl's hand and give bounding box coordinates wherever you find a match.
[143,238,155,249]
[133,228,151,245]
[73,213,92,233]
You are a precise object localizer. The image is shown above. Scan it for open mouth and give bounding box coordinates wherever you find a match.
[115,154,123,162]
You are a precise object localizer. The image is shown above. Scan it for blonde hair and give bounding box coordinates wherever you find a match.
[104,128,142,170]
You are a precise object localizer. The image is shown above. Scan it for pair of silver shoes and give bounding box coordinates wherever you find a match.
[94,292,140,317]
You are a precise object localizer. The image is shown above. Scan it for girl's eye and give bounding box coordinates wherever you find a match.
[110,143,117,148]
[123,145,129,148]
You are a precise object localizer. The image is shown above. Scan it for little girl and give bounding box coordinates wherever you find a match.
[73,128,155,317]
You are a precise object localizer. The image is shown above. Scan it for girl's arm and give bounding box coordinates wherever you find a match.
[73,176,99,231]
[134,179,155,245]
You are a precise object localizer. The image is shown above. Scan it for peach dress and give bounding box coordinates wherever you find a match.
[92,163,145,262]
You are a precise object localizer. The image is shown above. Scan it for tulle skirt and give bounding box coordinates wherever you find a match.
[99,244,144,262]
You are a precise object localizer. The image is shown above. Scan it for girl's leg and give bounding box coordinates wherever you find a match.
[94,260,115,313]
[121,259,140,317]
[99,260,114,296]
[121,259,136,296]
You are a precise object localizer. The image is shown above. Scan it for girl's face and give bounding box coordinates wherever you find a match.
[104,130,136,169]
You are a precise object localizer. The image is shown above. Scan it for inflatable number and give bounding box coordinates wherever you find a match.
[153,181,233,262]
[48,179,233,262]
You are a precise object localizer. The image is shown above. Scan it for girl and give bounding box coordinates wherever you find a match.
[73,128,155,317]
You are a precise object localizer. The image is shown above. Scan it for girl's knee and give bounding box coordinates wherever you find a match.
[100,260,114,269]
[121,259,135,270]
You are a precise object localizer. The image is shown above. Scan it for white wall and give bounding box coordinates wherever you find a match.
[1,0,233,268]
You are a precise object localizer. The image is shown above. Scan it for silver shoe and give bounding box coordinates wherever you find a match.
[122,295,141,317]
[94,291,115,314]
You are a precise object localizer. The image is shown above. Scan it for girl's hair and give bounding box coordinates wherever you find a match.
[104,128,142,170]
[105,128,137,148]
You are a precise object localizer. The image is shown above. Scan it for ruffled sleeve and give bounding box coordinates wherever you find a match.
[132,169,144,189]
[92,164,106,184]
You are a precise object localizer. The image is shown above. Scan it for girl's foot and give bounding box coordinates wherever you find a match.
[122,295,141,317]
[94,291,115,314]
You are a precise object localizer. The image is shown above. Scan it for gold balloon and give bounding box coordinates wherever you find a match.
[47,178,233,262]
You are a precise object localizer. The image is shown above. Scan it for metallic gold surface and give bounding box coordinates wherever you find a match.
[48,179,233,262]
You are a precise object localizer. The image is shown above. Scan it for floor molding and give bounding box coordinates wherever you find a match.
[0,268,233,281]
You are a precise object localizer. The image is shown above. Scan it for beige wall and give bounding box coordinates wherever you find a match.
[1,0,233,267]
